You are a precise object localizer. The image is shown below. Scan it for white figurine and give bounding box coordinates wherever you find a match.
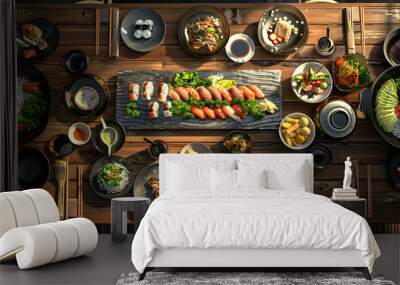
[343,157,353,190]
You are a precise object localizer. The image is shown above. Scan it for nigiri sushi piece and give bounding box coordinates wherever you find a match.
[196,86,213,101]
[174,87,190,101]
[128,83,139,101]
[191,105,206,120]
[148,101,159,118]
[239,86,256,100]
[219,88,233,102]
[227,86,244,100]
[231,104,247,119]
[213,107,227,119]
[203,106,216,120]
[168,89,181,101]
[162,101,173,117]
[247,85,265,99]
[221,105,242,122]
[157,81,169,102]
[187,86,202,101]
[208,87,222,101]
[142,81,154,101]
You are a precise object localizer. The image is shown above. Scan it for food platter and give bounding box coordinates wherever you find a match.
[291,62,332,104]
[90,156,135,199]
[333,54,371,93]
[178,6,230,57]
[133,162,159,202]
[116,70,282,130]
[363,65,400,149]
[258,4,309,55]
[17,63,50,144]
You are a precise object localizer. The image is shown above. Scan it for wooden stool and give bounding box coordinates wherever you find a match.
[111,197,150,242]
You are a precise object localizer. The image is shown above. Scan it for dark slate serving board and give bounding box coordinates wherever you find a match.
[116,70,282,129]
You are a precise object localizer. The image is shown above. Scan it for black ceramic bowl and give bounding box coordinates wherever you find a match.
[18,148,50,189]
[90,156,135,199]
[308,143,333,169]
[178,6,230,57]
[383,27,400,67]
[120,8,166,53]
[92,120,126,155]
[222,131,252,153]
[18,18,60,63]
[64,50,89,74]
[64,74,109,117]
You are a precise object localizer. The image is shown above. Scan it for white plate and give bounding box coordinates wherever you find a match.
[291,62,332,104]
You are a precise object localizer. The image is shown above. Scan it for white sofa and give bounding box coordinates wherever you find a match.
[0,189,98,269]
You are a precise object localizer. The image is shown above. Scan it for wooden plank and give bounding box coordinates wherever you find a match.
[15,3,400,229]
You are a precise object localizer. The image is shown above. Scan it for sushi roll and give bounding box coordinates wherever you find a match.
[128,83,139,101]
[143,19,154,31]
[142,81,154,101]
[135,19,144,30]
[142,30,152,39]
[162,101,173,118]
[134,29,143,39]
[157,81,169,102]
[148,101,159,119]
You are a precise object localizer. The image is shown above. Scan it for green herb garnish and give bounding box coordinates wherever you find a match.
[126,102,141,118]
[17,91,47,131]
[172,72,212,89]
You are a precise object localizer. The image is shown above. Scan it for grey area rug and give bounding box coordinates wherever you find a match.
[116,272,396,285]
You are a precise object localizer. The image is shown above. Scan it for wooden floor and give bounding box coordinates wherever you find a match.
[16,3,400,232]
[0,234,399,285]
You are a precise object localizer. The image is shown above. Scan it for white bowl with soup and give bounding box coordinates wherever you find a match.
[73,86,100,111]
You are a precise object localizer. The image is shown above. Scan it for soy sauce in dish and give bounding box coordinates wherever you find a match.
[387,35,400,65]
[64,50,88,74]
[230,39,250,58]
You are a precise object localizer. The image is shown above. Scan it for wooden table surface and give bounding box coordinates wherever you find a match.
[17,3,400,233]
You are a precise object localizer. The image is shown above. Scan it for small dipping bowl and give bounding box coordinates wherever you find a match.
[225,34,255,63]
[68,122,91,145]
[315,36,335,56]
[49,134,75,158]
[64,50,89,74]
[148,140,168,159]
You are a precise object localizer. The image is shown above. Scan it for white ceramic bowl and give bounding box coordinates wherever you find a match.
[279,112,316,150]
[225,33,255,63]
[291,62,333,104]
[180,142,212,154]
[68,122,91,145]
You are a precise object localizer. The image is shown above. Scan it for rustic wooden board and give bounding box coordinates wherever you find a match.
[116,70,282,129]
[16,3,400,233]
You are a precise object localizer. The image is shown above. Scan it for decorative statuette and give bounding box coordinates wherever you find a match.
[343,156,353,190]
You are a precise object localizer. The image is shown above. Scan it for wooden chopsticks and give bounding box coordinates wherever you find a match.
[77,165,84,217]
[96,8,101,56]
